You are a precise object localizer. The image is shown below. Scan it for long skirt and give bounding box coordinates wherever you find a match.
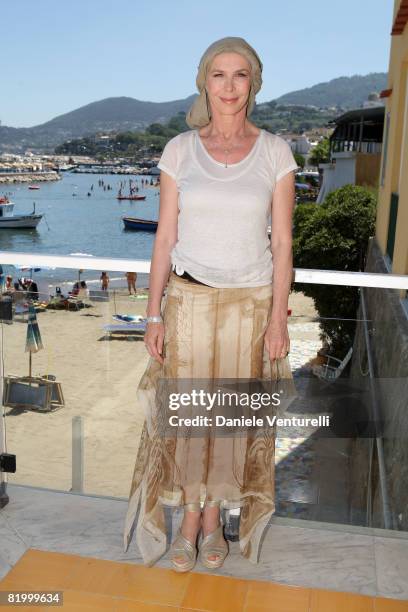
[123,271,295,566]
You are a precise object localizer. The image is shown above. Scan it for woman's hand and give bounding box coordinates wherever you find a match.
[144,322,165,364]
[264,318,290,361]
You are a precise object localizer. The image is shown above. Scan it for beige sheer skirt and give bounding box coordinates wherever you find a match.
[123,271,295,566]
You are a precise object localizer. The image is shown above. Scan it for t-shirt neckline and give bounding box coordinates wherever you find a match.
[195,128,263,168]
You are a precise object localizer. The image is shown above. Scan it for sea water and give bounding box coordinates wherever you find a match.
[0,172,159,289]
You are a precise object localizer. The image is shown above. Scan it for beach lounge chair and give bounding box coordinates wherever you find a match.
[103,321,147,338]
[3,370,64,411]
[10,290,29,320]
[89,289,110,302]
[312,347,353,381]
[112,314,145,323]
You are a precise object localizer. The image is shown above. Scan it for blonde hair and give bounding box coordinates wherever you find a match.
[186,36,263,129]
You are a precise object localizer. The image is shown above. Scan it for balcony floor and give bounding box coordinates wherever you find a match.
[1,483,408,610]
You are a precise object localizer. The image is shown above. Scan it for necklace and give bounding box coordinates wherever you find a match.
[199,131,256,168]
[221,142,239,168]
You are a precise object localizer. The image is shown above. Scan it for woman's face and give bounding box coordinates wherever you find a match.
[205,52,252,119]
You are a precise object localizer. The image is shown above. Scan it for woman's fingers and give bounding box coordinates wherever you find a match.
[157,331,164,357]
[269,345,289,360]
[264,333,290,361]
[144,324,165,364]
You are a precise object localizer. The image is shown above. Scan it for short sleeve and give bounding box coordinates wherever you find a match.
[275,139,298,182]
[157,136,179,181]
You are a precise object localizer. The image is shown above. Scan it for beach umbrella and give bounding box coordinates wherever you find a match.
[25,304,43,378]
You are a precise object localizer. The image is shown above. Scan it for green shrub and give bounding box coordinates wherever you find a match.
[293,184,376,357]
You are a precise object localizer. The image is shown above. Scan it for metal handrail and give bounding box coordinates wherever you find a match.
[1,251,408,290]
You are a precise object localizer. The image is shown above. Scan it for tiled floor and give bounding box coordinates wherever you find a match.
[2,483,408,601]
[0,549,407,611]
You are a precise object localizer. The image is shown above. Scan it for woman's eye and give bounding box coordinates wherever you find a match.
[212,73,248,77]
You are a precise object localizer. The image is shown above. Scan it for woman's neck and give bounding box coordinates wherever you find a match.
[200,115,256,141]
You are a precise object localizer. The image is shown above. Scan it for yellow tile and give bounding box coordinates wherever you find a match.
[56,590,116,610]
[375,597,408,611]
[102,563,189,606]
[116,600,180,611]
[0,549,79,591]
[311,589,374,612]
[181,572,248,612]
[62,556,122,592]
[244,580,311,612]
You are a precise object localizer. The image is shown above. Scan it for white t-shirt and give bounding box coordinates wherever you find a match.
[157,128,298,288]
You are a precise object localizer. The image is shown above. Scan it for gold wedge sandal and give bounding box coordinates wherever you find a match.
[170,503,201,573]
[170,528,199,572]
[199,501,229,570]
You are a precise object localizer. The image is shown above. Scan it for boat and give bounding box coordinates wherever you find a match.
[117,194,146,201]
[0,197,43,229]
[117,179,146,201]
[122,216,158,231]
[53,164,76,172]
[28,185,40,190]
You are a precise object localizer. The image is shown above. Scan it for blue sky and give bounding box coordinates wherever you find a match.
[2,0,394,128]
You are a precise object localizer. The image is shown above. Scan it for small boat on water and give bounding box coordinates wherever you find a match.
[117,194,146,201]
[0,197,43,229]
[117,178,146,201]
[28,185,40,190]
[122,216,158,231]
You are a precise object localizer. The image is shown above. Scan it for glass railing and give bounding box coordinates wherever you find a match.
[0,253,407,538]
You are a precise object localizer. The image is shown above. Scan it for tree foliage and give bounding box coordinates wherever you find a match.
[308,137,330,166]
[293,184,377,357]
[294,152,305,169]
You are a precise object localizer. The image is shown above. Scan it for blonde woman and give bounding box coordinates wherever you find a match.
[123,36,297,572]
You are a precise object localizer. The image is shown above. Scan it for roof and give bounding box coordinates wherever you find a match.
[328,106,385,126]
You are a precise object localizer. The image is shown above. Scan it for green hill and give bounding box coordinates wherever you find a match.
[274,72,387,108]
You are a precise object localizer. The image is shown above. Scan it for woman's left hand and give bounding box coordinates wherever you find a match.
[264,319,290,361]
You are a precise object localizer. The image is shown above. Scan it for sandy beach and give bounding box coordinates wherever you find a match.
[2,285,321,499]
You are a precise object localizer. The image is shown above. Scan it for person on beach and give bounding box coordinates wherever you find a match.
[100,271,109,291]
[5,276,13,291]
[70,281,80,296]
[125,271,137,295]
[123,37,297,573]
[78,280,89,299]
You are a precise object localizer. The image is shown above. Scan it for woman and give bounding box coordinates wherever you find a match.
[100,271,109,291]
[126,271,137,295]
[123,36,298,572]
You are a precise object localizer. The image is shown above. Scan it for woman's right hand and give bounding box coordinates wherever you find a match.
[144,322,165,364]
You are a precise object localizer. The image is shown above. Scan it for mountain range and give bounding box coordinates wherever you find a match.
[0,72,387,153]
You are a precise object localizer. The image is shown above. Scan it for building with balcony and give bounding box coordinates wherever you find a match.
[317,106,385,203]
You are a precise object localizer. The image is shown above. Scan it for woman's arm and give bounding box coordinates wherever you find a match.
[264,170,295,361]
[144,170,178,363]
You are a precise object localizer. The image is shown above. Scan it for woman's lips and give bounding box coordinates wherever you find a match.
[220,97,238,104]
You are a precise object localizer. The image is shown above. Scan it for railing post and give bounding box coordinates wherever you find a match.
[0,323,9,508]
[72,416,84,493]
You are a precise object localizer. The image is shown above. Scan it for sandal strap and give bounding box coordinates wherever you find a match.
[184,502,201,511]
[200,525,228,558]
[204,500,221,507]
[171,528,197,561]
